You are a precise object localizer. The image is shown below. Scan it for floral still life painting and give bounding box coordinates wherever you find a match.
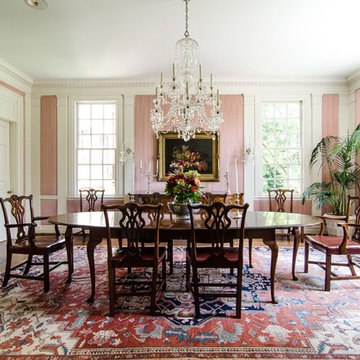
[157,132,219,181]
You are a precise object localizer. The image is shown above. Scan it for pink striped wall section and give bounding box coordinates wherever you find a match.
[40,96,58,196]
[41,199,58,217]
[133,94,244,193]
[355,89,360,127]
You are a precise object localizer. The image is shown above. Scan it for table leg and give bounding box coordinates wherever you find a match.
[262,229,278,304]
[64,226,74,284]
[86,227,104,303]
[291,226,302,281]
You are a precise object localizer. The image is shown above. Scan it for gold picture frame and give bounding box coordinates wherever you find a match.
[157,132,220,181]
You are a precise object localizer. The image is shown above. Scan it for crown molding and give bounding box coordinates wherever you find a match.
[346,68,360,88]
[32,77,348,90]
[0,57,33,88]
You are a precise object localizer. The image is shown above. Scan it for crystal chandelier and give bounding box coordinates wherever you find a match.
[150,0,224,142]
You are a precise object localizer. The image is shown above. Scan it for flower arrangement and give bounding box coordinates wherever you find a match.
[170,145,208,172]
[164,167,205,204]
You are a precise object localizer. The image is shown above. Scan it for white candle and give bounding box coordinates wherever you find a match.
[235,157,239,194]
[140,159,143,172]
[156,159,159,173]
[226,160,229,174]
[148,161,151,174]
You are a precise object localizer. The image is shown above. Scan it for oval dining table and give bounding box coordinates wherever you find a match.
[48,210,322,304]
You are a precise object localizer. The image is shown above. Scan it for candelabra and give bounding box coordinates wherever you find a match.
[223,171,231,195]
[233,193,243,219]
[140,165,159,194]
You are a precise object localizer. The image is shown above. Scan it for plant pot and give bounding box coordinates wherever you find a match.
[324,214,356,237]
[167,201,201,220]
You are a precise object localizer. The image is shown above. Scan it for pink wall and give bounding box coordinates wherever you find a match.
[355,89,360,127]
[40,96,58,196]
[133,95,244,194]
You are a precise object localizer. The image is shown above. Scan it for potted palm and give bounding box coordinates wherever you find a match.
[302,123,360,234]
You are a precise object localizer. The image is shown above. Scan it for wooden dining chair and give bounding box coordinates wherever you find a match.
[186,201,249,318]
[129,192,175,274]
[0,194,72,292]
[102,202,167,316]
[247,189,294,268]
[304,195,360,291]
[203,192,228,204]
[77,188,105,241]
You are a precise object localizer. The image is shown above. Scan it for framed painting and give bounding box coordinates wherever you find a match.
[157,132,220,181]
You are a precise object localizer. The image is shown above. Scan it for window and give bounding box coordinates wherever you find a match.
[262,101,302,194]
[75,102,117,195]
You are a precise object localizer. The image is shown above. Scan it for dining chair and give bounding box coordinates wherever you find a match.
[129,192,175,274]
[203,192,227,204]
[0,194,71,292]
[186,201,249,318]
[102,202,167,316]
[304,195,360,291]
[77,188,105,241]
[247,189,294,268]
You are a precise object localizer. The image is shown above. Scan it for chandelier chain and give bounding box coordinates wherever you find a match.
[184,0,189,38]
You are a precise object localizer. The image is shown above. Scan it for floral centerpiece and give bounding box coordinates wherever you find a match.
[165,167,204,204]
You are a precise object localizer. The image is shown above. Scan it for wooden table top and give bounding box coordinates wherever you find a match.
[49,211,322,230]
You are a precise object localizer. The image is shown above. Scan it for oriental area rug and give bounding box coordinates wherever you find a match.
[1,245,360,360]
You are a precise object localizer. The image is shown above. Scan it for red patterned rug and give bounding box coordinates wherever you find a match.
[1,245,360,359]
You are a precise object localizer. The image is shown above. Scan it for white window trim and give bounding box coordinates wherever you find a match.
[254,94,311,200]
[68,95,124,197]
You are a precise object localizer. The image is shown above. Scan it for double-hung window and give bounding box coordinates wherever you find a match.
[261,101,302,194]
[75,102,117,195]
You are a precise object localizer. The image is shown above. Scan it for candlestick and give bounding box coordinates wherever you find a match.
[235,157,239,194]
[140,161,159,194]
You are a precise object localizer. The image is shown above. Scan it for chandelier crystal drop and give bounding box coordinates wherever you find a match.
[150,0,224,142]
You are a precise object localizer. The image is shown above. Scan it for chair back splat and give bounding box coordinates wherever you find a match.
[186,201,249,318]
[102,202,167,316]
[268,189,294,213]
[79,188,105,212]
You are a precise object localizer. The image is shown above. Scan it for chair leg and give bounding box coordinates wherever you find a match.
[230,238,234,275]
[248,237,253,268]
[192,263,201,318]
[23,255,33,274]
[325,253,331,291]
[168,239,173,275]
[162,256,167,291]
[185,253,191,292]
[304,242,309,273]
[82,227,86,243]
[347,255,357,276]
[108,266,116,317]
[236,264,242,319]
[150,265,158,316]
[43,254,50,292]
[2,252,12,287]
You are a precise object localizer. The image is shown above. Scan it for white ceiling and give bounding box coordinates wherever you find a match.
[1,0,360,81]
